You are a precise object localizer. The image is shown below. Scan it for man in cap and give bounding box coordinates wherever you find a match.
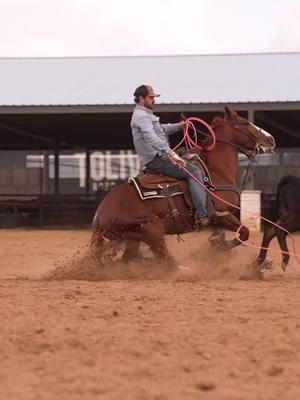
[130,84,226,225]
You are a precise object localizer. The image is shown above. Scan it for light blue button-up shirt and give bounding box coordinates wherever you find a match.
[130,104,181,169]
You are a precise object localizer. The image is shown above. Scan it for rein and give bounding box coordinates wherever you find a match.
[222,118,259,157]
[221,118,259,192]
[184,117,259,159]
[215,138,258,159]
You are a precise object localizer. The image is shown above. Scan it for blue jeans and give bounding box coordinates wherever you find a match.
[145,154,208,219]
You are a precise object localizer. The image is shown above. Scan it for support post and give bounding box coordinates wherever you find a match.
[86,148,90,198]
[248,108,255,123]
[54,147,59,195]
[42,150,49,194]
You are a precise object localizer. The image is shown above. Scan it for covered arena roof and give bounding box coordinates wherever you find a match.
[0,52,300,107]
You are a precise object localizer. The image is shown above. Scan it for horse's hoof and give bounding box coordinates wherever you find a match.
[281,262,288,272]
[209,231,225,241]
[261,260,274,271]
[208,232,226,250]
[239,272,264,281]
[256,270,264,280]
[178,264,192,272]
[159,260,180,275]
[240,264,264,280]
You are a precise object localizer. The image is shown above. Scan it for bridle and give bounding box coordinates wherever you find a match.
[182,115,273,193]
[219,118,263,191]
[193,117,260,160]
[194,118,264,193]
[218,118,260,161]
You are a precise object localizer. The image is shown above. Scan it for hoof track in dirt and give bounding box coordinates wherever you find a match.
[1,230,300,400]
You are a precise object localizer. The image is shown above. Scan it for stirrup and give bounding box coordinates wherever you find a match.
[195,217,211,228]
[215,211,229,217]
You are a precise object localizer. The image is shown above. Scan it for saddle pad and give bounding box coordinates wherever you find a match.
[128,176,184,200]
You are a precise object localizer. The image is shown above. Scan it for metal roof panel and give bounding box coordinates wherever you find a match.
[0,52,299,106]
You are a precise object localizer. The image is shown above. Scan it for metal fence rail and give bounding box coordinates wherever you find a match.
[0,148,299,227]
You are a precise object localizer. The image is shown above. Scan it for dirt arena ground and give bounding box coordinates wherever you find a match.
[0,228,300,400]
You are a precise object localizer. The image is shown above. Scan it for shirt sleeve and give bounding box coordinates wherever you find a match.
[136,116,170,152]
[161,122,181,136]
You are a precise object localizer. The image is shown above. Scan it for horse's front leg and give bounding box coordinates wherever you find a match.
[208,212,249,251]
[121,240,142,263]
[211,212,266,279]
[208,227,226,250]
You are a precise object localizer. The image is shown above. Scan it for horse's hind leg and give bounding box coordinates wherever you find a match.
[255,225,276,267]
[90,231,104,261]
[275,217,297,271]
[121,241,142,263]
[90,230,117,264]
[141,221,178,270]
[276,226,289,271]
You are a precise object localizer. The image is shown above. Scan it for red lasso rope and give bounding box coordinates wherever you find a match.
[182,167,300,264]
[173,117,216,153]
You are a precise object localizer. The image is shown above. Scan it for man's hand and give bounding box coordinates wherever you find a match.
[179,120,187,130]
[168,150,187,168]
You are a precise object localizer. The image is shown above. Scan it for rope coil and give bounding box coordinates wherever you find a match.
[173,117,216,153]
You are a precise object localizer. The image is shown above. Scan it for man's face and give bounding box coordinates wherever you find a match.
[142,95,156,110]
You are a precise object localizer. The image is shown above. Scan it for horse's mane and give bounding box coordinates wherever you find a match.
[277,175,300,190]
[276,174,300,214]
[210,115,223,130]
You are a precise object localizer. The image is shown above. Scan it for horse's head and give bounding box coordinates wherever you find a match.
[212,107,276,158]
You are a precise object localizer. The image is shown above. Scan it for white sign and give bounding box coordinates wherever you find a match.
[27,150,140,191]
[74,150,140,190]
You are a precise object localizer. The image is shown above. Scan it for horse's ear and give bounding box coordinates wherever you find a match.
[225,106,237,120]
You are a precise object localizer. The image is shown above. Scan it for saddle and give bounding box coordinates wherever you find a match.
[128,153,212,208]
[128,173,193,208]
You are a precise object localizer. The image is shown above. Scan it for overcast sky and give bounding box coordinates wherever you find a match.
[0,0,299,57]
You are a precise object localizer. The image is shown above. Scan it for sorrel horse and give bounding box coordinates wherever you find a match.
[91,107,276,270]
